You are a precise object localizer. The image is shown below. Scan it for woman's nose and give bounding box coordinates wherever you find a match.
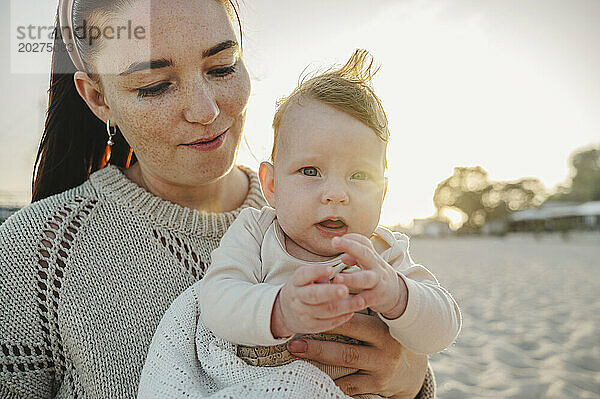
[183,81,220,125]
[321,182,349,205]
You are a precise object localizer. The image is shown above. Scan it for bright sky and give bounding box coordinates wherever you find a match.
[1,0,599,226]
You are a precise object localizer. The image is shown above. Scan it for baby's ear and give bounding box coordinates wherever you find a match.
[259,161,276,207]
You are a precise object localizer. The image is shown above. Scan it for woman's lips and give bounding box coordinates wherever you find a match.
[182,130,227,152]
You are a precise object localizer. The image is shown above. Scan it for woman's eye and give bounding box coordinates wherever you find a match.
[136,82,171,98]
[207,64,236,78]
[299,167,319,177]
[351,171,369,181]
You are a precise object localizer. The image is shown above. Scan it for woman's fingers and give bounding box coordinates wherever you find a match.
[287,311,430,398]
[291,265,333,286]
[334,373,379,398]
[287,335,379,370]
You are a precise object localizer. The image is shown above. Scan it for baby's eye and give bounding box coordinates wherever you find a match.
[351,171,369,181]
[299,167,320,177]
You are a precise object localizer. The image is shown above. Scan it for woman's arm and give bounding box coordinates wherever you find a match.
[287,312,434,399]
[0,209,56,397]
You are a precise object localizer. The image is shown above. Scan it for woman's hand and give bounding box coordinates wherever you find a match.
[287,312,428,399]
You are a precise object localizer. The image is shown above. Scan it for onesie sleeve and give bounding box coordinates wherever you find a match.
[198,207,290,346]
[373,228,462,355]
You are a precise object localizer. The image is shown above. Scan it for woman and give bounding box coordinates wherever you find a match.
[0,0,434,397]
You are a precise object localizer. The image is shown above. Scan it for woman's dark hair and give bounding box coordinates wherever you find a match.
[32,0,242,202]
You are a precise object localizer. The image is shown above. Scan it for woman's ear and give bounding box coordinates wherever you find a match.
[259,161,276,208]
[73,71,111,123]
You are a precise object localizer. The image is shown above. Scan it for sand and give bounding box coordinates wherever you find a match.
[409,234,600,399]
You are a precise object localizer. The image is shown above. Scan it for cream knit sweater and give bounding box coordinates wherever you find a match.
[0,165,435,399]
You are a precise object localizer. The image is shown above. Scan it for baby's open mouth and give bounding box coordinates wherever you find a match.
[317,219,347,229]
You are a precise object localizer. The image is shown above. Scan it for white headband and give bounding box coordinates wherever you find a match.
[58,0,87,72]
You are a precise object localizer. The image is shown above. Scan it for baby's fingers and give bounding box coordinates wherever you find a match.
[340,253,358,266]
[311,295,366,319]
[299,283,348,305]
[291,265,333,287]
[332,236,379,270]
[333,270,379,290]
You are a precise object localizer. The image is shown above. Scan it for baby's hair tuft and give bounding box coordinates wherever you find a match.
[271,49,389,168]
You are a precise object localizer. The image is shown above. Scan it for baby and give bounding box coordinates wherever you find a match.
[198,50,461,398]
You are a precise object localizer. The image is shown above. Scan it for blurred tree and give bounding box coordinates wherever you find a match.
[433,167,488,231]
[434,167,546,231]
[549,146,600,203]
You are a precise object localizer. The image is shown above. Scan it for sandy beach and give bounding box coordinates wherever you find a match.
[410,234,600,399]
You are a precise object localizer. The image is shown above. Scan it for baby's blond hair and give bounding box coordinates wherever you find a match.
[271,49,390,168]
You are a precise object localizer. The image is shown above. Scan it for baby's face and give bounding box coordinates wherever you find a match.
[270,98,387,257]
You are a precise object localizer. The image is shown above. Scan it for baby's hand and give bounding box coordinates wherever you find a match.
[331,234,408,320]
[271,265,367,338]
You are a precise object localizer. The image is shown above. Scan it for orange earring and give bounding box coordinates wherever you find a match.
[125,147,133,169]
[100,119,117,169]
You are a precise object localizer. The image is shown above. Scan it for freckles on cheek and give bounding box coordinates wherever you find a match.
[226,76,251,113]
[117,97,178,160]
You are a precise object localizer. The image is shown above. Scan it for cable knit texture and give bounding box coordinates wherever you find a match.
[0,165,263,398]
[0,165,435,399]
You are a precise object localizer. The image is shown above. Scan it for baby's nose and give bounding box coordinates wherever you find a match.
[321,185,349,204]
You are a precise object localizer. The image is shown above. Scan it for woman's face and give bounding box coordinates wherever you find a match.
[94,0,250,186]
